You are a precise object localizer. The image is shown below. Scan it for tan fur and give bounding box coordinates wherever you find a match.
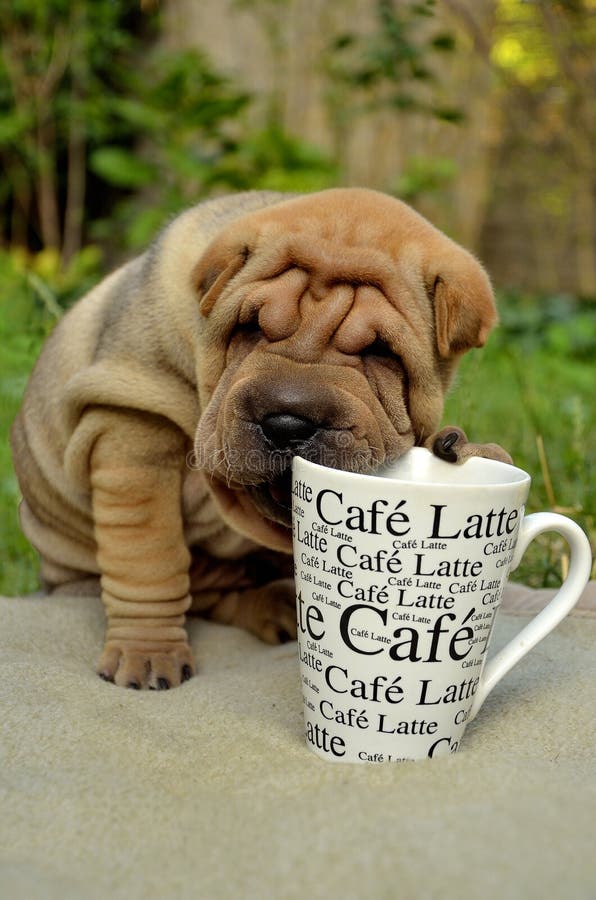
[11,188,505,689]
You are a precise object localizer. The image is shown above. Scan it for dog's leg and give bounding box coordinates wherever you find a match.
[194,580,297,645]
[89,411,193,689]
[189,550,297,644]
[427,426,512,465]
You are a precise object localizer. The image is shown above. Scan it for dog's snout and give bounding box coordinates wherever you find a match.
[261,413,318,449]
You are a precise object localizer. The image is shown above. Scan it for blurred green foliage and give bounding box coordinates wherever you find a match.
[328,0,462,121]
[0,244,105,593]
[444,292,595,588]
[1,1,153,252]
[0,0,338,260]
[93,108,338,250]
[392,156,458,203]
[86,48,335,249]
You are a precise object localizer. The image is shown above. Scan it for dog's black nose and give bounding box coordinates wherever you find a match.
[261,413,318,449]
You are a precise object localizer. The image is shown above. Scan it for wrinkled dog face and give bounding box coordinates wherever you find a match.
[192,189,496,547]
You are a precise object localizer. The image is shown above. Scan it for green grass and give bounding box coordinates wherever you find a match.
[444,292,594,587]
[0,247,103,595]
[0,256,593,595]
[1,328,48,596]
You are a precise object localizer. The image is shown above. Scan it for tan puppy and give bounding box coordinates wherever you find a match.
[11,188,510,689]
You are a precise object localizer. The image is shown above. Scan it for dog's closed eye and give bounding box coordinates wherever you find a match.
[232,304,262,337]
[233,318,262,339]
[361,338,396,361]
[227,311,263,359]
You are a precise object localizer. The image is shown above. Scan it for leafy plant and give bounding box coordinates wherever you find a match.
[90,58,337,250]
[203,124,338,196]
[1,4,338,261]
[0,0,155,263]
[392,155,458,203]
[88,47,253,249]
[326,0,462,123]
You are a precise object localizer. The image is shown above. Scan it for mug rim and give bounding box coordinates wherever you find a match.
[293,446,531,490]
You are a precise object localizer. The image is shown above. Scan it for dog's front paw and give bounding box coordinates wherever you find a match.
[205,577,297,645]
[255,578,298,644]
[243,578,298,645]
[97,639,195,690]
[429,426,513,466]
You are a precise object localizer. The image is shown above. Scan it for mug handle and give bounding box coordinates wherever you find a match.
[469,512,592,721]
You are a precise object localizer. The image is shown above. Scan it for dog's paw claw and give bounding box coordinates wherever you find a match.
[428,425,512,466]
[432,428,465,463]
[97,641,195,690]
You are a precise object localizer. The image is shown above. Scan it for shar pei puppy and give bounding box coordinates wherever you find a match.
[11,188,511,689]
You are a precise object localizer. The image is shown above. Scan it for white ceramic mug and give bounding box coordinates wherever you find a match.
[292,448,592,763]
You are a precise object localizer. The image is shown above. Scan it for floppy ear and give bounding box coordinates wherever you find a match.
[192,240,251,317]
[430,252,497,358]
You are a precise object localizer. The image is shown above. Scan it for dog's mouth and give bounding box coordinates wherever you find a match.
[246,467,294,528]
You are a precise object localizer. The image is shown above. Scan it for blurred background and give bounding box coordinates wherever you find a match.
[1,0,594,592]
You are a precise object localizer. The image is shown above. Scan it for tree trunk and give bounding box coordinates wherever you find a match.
[36,117,61,251]
[63,96,87,265]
